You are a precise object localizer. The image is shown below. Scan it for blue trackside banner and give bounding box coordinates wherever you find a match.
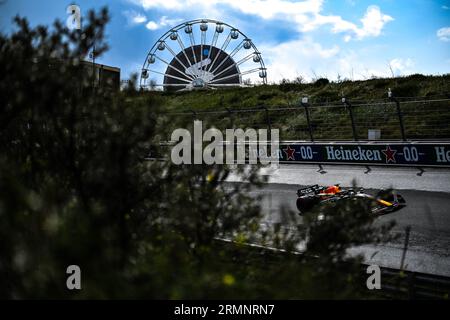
[150,142,450,167]
[277,143,450,167]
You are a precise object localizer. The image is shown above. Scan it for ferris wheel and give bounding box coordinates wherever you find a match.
[140,19,267,91]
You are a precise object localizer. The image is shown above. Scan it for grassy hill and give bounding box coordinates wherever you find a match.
[137,74,450,141]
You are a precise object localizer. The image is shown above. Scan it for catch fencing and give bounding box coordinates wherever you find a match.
[163,98,450,141]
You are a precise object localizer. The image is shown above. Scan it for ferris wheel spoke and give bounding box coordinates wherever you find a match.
[147,68,191,83]
[207,32,231,73]
[208,74,240,84]
[239,67,262,76]
[206,30,219,64]
[207,84,247,88]
[210,40,243,76]
[209,52,254,82]
[200,29,207,79]
[154,54,195,81]
[209,67,261,85]
[188,32,199,76]
[152,83,189,87]
[220,32,233,53]
[209,67,258,84]
[208,83,247,87]
[229,40,245,57]
[204,30,219,76]
[163,42,196,79]
[175,35,199,78]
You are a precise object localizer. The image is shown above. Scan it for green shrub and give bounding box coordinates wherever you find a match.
[392,83,420,97]
[314,78,330,87]
[0,8,401,299]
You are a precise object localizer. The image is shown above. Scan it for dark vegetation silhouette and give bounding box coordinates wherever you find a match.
[0,7,397,299]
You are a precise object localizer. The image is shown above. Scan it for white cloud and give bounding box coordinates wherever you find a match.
[218,0,323,20]
[333,50,391,80]
[145,21,159,31]
[389,58,415,76]
[130,0,393,41]
[258,38,417,82]
[355,5,394,39]
[313,5,393,41]
[442,5,450,10]
[258,37,340,82]
[130,0,185,10]
[145,16,184,31]
[123,10,147,25]
[132,0,322,18]
[437,27,450,42]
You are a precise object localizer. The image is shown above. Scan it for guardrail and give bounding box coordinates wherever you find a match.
[378,266,450,299]
[213,238,450,299]
[162,98,450,141]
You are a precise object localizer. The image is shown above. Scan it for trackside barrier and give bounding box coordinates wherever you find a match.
[147,141,450,168]
[278,142,450,167]
[213,238,450,299]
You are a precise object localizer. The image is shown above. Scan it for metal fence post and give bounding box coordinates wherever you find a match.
[226,107,234,128]
[400,226,411,271]
[262,106,272,135]
[191,110,197,121]
[301,97,314,142]
[343,97,358,141]
[389,91,407,141]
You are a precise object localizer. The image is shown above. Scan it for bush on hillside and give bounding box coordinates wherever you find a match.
[314,77,330,87]
[0,8,397,299]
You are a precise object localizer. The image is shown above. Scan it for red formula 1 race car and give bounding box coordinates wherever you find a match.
[296,184,406,215]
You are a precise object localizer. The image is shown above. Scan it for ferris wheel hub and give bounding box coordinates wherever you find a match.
[192,78,206,88]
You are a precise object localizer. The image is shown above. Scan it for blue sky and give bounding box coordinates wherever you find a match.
[1,0,449,83]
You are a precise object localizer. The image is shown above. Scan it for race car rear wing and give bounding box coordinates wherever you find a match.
[297,185,324,196]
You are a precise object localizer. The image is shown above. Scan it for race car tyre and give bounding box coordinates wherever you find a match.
[296,196,320,214]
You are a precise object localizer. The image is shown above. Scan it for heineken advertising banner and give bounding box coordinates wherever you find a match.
[150,142,450,167]
[278,143,450,167]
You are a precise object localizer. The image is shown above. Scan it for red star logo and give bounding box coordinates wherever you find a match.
[382,145,397,163]
[283,146,296,160]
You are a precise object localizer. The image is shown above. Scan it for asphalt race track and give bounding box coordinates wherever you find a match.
[229,164,450,276]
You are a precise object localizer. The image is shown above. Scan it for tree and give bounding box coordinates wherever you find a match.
[0,8,396,299]
[0,9,266,298]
